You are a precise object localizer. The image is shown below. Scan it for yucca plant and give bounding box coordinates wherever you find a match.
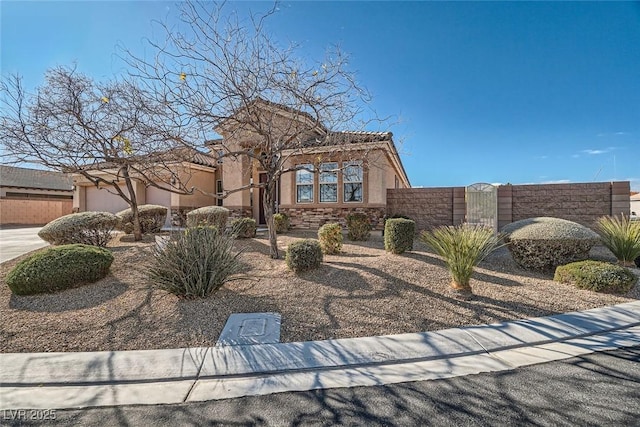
[594,215,640,267]
[420,224,504,294]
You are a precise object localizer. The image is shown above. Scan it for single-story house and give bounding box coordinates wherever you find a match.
[73,100,410,229]
[0,165,73,225]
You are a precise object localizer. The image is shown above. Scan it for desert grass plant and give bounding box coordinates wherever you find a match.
[420,224,504,294]
[318,223,343,254]
[149,226,243,298]
[594,215,640,267]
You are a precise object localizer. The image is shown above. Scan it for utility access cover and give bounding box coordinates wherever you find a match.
[216,313,282,346]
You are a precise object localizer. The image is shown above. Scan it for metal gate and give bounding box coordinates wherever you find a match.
[465,183,497,231]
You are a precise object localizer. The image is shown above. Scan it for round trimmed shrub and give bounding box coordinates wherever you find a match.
[38,211,118,247]
[6,244,114,295]
[286,239,323,273]
[554,260,637,293]
[231,217,257,238]
[318,223,343,254]
[186,206,229,230]
[274,213,290,233]
[346,213,371,241]
[116,204,168,234]
[502,217,599,271]
[384,218,415,254]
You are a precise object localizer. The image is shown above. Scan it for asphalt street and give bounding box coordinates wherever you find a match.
[4,346,639,427]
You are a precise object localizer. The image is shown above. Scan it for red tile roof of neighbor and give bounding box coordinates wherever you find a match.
[0,165,73,191]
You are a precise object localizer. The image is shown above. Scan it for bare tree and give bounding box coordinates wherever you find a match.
[0,66,203,241]
[122,0,382,258]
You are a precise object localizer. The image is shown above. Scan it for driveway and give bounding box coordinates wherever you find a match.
[0,227,48,263]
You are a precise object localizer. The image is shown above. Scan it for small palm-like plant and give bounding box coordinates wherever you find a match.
[420,224,504,294]
[594,215,640,267]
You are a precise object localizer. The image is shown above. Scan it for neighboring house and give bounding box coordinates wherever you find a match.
[0,165,73,225]
[631,192,640,217]
[208,100,410,229]
[72,150,218,226]
[73,100,410,229]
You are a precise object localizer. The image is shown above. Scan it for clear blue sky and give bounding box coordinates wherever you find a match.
[2,1,639,190]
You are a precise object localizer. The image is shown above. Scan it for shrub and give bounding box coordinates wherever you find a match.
[286,239,323,273]
[594,215,640,267]
[186,206,229,230]
[346,213,371,241]
[318,223,343,254]
[554,260,637,293]
[149,226,242,297]
[502,217,599,271]
[274,213,290,233]
[231,217,257,238]
[38,211,118,247]
[421,225,504,294]
[116,204,168,234]
[384,218,416,254]
[382,214,411,237]
[6,244,114,295]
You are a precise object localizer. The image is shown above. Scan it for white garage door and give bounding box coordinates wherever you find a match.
[85,186,129,213]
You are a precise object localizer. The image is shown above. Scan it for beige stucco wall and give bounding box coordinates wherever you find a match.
[173,165,217,209]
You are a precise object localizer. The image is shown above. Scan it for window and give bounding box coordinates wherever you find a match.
[319,162,338,202]
[343,161,363,202]
[296,164,314,203]
[216,180,223,206]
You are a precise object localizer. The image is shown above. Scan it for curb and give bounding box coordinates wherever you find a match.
[1,301,639,410]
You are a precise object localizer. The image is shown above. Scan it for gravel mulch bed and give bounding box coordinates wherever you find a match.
[1,231,638,353]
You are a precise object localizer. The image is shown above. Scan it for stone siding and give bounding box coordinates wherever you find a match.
[280,207,386,230]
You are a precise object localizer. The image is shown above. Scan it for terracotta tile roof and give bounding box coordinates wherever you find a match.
[0,165,73,191]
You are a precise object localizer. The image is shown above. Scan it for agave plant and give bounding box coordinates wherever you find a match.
[420,224,504,294]
[594,215,640,267]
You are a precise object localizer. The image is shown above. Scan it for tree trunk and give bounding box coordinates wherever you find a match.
[122,169,143,241]
[263,181,279,259]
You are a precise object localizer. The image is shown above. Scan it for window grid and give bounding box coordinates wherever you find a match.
[343,161,363,203]
[296,164,314,203]
[319,162,338,203]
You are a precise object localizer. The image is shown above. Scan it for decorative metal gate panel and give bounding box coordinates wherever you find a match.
[465,183,498,231]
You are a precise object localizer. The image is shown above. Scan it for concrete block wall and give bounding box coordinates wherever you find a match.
[0,199,73,226]
[387,181,631,231]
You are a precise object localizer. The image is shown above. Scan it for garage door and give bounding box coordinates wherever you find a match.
[85,185,129,213]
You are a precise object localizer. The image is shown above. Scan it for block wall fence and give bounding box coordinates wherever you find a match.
[0,199,73,226]
[386,181,631,231]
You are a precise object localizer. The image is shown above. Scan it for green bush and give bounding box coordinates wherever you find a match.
[286,239,323,273]
[116,204,168,234]
[318,223,343,254]
[554,260,637,293]
[594,215,640,267]
[6,244,114,295]
[502,217,600,271]
[149,226,242,297]
[274,212,290,233]
[38,211,118,247]
[421,225,503,293]
[384,218,415,254]
[346,213,371,241]
[186,206,229,230]
[231,217,257,238]
[382,214,411,237]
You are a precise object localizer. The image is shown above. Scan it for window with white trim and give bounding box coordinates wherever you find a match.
[296,164,314,203]
[319,162,338,202]
[343,161,363,202]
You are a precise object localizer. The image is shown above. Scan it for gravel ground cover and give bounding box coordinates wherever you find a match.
[1,230,638,353]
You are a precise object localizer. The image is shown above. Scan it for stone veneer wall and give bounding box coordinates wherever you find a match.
[279,207,386,230]
[387,181,631,231]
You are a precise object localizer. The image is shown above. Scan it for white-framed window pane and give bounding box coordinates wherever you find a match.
[320,162,338,184]
[296,164,314,184]
[344,183,362,202]
[320,184,337,202]
[297,185,313,203]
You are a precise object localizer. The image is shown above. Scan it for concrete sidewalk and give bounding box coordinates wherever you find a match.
[1,301,639,410]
